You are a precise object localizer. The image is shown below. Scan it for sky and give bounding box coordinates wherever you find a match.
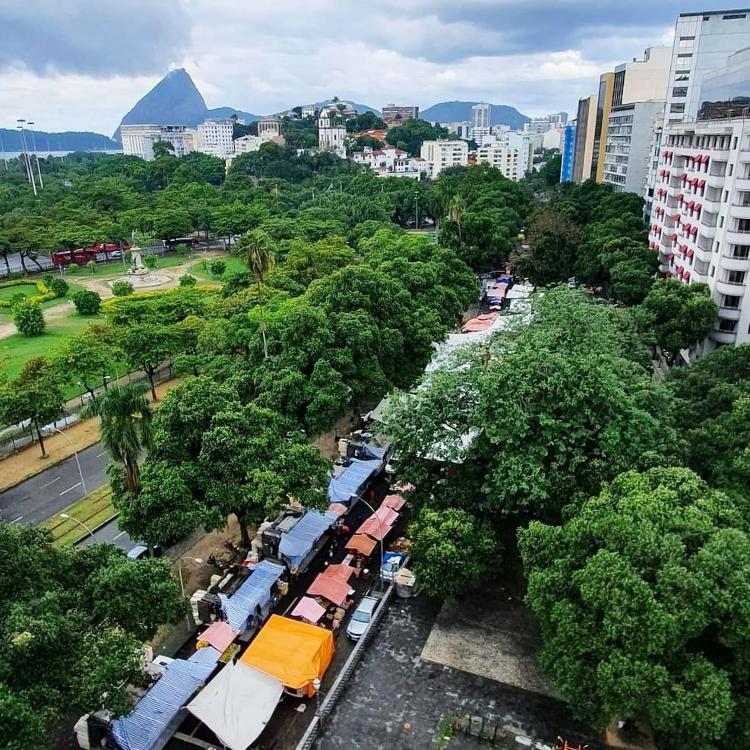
[0,0,738,136]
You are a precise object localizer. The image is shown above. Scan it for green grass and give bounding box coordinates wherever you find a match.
[65,253,194,281]
[0,282,88,315]
[42,485,116,546]
[0,283,37,302]
[0,313,105,383]
[188,255,246,283]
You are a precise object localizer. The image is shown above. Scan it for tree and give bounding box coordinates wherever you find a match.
[0,358,64,457]
[514,209,581,285]
[152,207,191,244]
[116,323,179,400]
[385,119,450,156]
[236,229,275,359]
[72,289,102,315]
[81,382,152,494]
[12,299,45,336]
[48,277,69,298]
[519,467,750,749]
[151,140,175,159]
[52,327,118,400]
[638,279,717,360]
[447,194,466,244]
[209,259,226,277]
[179,273,197,287]
[409,508,497,598]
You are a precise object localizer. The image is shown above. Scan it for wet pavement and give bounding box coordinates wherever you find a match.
[315,595,605,750]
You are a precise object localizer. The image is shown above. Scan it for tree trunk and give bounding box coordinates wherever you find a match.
[238,517,251,548]
[35,420,47,457]
[125,460,140,495]
[258,281,268,359]
[1,252,10,276]
[147,367,158,401]
[19,253,27,273]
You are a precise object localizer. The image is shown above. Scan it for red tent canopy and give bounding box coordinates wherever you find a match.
[306,573,350,606]
[383,494,406,511]
[323,564,355,583]
[345,534,377,556]
[357,516,393,541]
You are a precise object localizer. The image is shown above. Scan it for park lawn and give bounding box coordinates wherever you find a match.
[0,313,106,384]
[42,485,116,546]
[0,281,88,315]
[65,252,194,281]
[189,254,245,283]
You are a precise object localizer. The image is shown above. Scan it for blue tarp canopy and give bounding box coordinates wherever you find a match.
[361,443,387,461]
[219,559,285,631]
[112,648,220,750]
[278,511,338,568]
[327,458,380,504]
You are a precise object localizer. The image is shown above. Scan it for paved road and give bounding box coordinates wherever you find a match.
[0,442,108,525]
[78,516,133,550]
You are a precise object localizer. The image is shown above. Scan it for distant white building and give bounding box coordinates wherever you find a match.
[121,124,196,160]
[318,110,347,158]
[258,117,281,139]
[420,139,469,177]
[476,131,533,181]
[197,118,234,158]
[233,134,263,154]
[445,121,471,139]
[382,104,419,123]
[352,145,427,178]
[301,104,317,118]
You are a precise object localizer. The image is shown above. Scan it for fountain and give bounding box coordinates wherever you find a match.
[108,245,170,290]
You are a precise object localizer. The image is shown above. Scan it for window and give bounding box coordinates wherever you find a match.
[677,53,693,60]
[733,245,750,259]
[723,13,746,19]
[672,87,688,97]
[675,69,691,81]
[727,270,746,284]
[719,319,738,332]
[723,295,742,308]
[670,103,686,113]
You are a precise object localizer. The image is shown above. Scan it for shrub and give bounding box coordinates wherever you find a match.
[48,278,69,298]
[209,260,226,277]
[175,243,188,257]
[68,263,81,275]
[179,274,197,287]
[12,300,45,336]
[72,290,102,315]
[111,280,134,297]
[143,254,158,270]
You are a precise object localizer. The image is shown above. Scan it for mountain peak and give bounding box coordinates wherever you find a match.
[114,68,208,139]
[421,101,529,129]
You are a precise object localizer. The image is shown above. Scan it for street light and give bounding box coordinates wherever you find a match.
[26,121,44,189]
[59,513,95,541]
[178,556,204,630]
[50,425,87,495]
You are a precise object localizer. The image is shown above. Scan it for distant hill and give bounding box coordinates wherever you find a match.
[316,99,381,116]
[421,101,530,129]
[207,106,261,123]
[0,128,119,153]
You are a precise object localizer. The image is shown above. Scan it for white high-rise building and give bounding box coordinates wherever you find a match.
[471,103,491,140]
[665,9,750,125]
[197,118,234,158]
[420,140,469,177]
[121,124,195,160]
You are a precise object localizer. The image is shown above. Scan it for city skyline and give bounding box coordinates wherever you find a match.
[0,0,736,135]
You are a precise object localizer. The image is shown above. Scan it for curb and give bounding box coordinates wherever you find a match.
[71,513,120,546]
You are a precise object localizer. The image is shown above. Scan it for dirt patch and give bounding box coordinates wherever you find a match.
[0,377,181,492]
[312,411,359,460]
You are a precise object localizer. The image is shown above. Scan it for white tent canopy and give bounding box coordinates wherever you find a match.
[187,662,283,750]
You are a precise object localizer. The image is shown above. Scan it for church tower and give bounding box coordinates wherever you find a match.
[318,109,347,158]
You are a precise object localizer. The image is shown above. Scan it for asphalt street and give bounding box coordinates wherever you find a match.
[78,516,133,550]
[0,442,109,525]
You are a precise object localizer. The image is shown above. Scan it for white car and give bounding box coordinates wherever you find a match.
[346,595,380,641]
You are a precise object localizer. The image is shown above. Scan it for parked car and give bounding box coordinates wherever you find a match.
[126,544,163,560]
[346,595,380,641]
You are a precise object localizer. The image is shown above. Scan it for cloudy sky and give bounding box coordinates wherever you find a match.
[0,1,735,135]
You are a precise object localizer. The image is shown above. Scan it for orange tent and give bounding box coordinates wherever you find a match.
[345,533,377,556]
[240,615,334,696]
[357,516,392,541]
[323,563,355,582]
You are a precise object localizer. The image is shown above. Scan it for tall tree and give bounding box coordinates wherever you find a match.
[236,229,276,359]
[82,382,152,494]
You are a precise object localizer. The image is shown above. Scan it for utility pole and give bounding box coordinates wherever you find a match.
[16,120,37,196]
[26,122,44,189]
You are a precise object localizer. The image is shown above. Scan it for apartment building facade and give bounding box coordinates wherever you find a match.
[560,123,577,182]
[381,105,419,123]
[572,95,598,182]
[420,139,469,177]
[121,124,195,160]
[197,118,234,158]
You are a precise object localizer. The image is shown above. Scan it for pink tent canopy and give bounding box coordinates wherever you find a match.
[345,534,378,556]
[382,494,406,511]
[373,506,399,526]
[323,564,355,582]
[327,503,348,516]
[462,316,497,333]
[198,621,238,653]
[291,596,327,624]
[357,516,393,541]
[307,574,350,606]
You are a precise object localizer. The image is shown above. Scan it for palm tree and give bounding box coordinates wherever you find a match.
[236,229,276,359]
[448,194,467,244]
[81,382,152,494]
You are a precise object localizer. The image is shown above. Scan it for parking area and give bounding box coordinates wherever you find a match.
[315,595,604,750]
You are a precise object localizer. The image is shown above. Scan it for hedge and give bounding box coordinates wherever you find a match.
[0,279,56,308]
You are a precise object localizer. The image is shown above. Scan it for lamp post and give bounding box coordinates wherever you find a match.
[357,496,385,589]
[59,513,95,542]
[50,425,87,495]
[26,121,44,189]
[178,556,204,630]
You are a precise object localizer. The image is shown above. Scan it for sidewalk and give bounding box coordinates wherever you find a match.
[0,377,180,493]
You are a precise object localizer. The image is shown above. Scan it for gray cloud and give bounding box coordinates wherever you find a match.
[0,0,191,76]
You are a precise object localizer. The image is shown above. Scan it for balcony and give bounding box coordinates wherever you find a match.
[731,203,750,220]
[718,306,742,321]
[726,230,750,245]
[700,225,716,240]
[707,174,727,189]
[715,279,747,296]
[721,254,750,272]
[710,328,738,345]
[702,197,722,214]
[736,178,750,191]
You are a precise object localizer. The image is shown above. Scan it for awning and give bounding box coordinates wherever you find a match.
[278,511,338,568]
[323,563,355,582]
[306,573,350,606]
[197,622,238,654]
[240,615,335,694]
[291,596,327,624]
[328,458,380,504]
[373,506,399,526]
[327,502,349,516]
[697,179,706,188]
[382,494,406,511]
[357,516,393,541]
[345,534,378,556]
[187,662,283,750]
[219,559,285,632]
